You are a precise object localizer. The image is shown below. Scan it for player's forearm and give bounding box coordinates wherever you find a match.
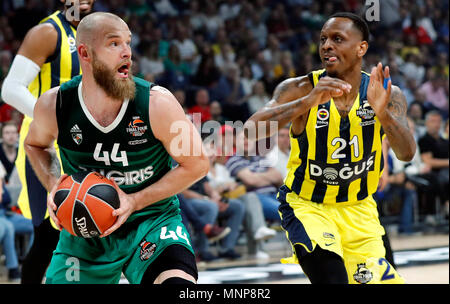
[377,111,416,162]
[130,159,209,210]
[245,97,313,140]
[24,144,61,192]
[244,78,312,140]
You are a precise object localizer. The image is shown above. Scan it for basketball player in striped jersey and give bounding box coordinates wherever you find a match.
[1,0,95,283]
[244,12,416,284]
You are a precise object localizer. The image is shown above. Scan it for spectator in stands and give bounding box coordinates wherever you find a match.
[418,111,449,221]
[400,117,437,224]
[139,41,164,82]
[178,194,231,246]
[403,14,433,46]
[214,43,236,73]
[208,101,228,125]
[210,63,249,122]
[0,163,20,282]
[408,101,426,137]
[247,81,270,115]
[273,50,296,82]
[172,23,199,72]
[383,141,418,235]
[192,43,222,89]
[419,70,449,118]
[205,139,276,258]
[161,44,191,90]
[188,88,212,124]
[181,176,245,261]
[0,121,18,183]
[265,125,291,179]
[226,131,283,223]
[0,213,20,281]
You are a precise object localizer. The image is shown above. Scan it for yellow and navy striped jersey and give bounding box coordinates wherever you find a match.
[16,11,80,223]
[28,10,81,99]
[283,69,385,204]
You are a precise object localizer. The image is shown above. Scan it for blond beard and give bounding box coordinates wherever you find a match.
[91,51,136,102]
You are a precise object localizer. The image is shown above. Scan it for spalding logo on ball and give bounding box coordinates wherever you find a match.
[53,171,120,238]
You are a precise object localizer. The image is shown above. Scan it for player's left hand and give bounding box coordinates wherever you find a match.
[100,178,138,237]
[367,62,392,117]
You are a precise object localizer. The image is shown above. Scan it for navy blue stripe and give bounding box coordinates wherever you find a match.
[277,186,313,256]
[357,73,373,200]
[291,131,309,195]
[56,12,79,81]
[310,102,330,203]
[25,157,48,227]
[69,27,80,79]
[46,18,62,88]
[38,71,42,97]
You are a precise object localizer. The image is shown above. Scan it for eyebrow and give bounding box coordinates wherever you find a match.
[105,32,132,40]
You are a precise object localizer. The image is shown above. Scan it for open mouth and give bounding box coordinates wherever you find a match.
[323,54,338,64]
[117,63,130,78]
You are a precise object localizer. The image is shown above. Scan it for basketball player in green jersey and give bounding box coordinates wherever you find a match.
[2,0,95,283]
[245,13,416,284]
[23,12,209,284]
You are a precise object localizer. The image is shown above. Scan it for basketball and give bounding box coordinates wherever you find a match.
[53,171,120,238]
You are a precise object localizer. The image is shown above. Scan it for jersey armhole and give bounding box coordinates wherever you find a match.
[42,20,61,63]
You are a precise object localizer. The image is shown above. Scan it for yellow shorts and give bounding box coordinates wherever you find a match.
[277,185,404,284]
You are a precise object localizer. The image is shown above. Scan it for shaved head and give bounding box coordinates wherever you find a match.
[76,12,127,47]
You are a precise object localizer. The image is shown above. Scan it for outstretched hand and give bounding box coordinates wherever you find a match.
[367,62,392,117]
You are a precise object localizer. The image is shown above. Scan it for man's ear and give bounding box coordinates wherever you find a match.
[77,44,91,62]
[358,41,369,58]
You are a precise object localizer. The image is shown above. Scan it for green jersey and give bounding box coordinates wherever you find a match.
[56,75,178,222]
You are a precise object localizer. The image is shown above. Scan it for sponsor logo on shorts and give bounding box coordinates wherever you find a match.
[139,240,157,261]
[353,263,373,284]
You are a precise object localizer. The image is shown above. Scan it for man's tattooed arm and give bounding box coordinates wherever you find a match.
[244,76,313,139]
[378,86,416,161]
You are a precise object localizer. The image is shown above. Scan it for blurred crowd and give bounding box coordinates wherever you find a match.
[0,0,448,269]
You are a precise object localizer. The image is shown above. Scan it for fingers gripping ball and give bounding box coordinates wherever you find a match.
[53,171,120,238]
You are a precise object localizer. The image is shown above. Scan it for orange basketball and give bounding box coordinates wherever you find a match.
[53,171,120,238]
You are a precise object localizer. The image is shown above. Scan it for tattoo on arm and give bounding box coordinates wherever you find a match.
[49,150,61,178]
[263,78,308,122]
[387,87,409,129]
[272,78,295,101]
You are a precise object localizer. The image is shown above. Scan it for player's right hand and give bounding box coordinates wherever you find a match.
[306,76,352,107]
[47,174,68,231]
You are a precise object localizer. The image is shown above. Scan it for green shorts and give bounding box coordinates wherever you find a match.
[45,207,194,284]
